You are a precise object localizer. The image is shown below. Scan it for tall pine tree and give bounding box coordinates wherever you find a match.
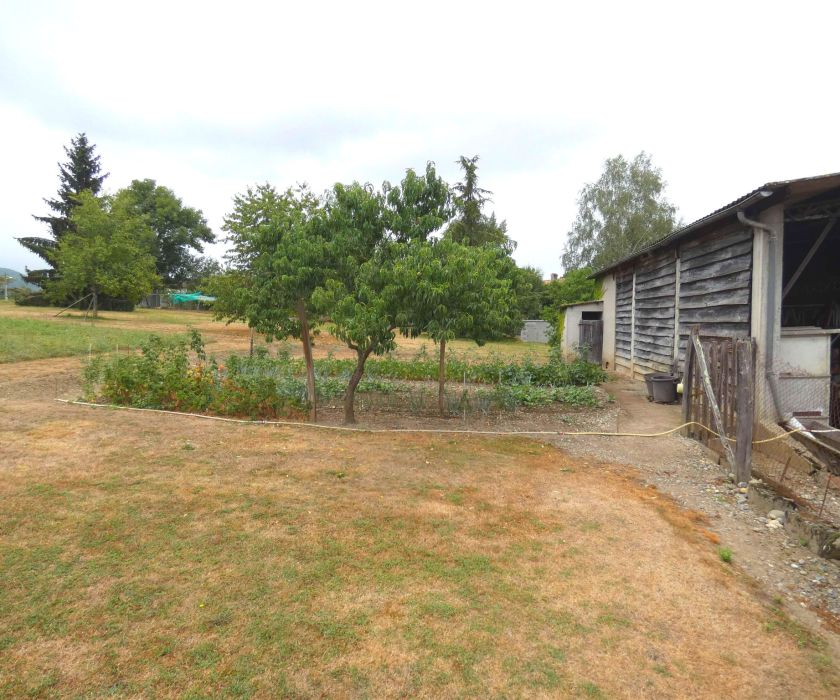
[444,155,513,253]
[18,133,108,285]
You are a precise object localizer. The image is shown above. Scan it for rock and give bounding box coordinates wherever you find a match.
[750,478,763,486]
[767,520,784,530]
[738,482,748,489]
[728,472,736,482]
[767,509,786,522]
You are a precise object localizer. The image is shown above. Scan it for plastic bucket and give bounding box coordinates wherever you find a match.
[651,374,679,404]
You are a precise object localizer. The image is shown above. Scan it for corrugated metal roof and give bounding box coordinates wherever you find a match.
[590,171,840,278]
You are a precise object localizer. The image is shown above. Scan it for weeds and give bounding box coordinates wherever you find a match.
[718,547,733,564]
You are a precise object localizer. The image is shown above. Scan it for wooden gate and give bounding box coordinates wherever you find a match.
[578,320,603,364]
[682,327,755,482]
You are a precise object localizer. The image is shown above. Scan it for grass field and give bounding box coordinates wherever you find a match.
[0,301,550,364]
[0,316,189,363]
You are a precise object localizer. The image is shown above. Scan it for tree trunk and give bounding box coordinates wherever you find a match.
[438,338,447,417]
[91,289,98,318]
[343,348,371,425]
[296,301,317,422]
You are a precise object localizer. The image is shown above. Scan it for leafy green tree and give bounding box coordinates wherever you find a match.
[18,133,108,285]
[215,184,323,420]
[562,152,678,272]
[541,267,601,347]
[114,179,214,286]
[542,267,597,309]
[444,155,513,252]
[383,239,518,415]
[510,265,544,322]
[312,163,451,424]
[47,191,159,316]
[180,256,222,289]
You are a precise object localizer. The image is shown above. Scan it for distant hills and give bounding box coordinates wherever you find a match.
[0,268,41,292]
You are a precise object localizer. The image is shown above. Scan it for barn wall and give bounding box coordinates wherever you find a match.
[632,250,677,377]
[602,224,754,380]
[677,226,753,361]
[614,269,634,374]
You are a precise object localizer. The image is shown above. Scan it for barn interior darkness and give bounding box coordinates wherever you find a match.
[781,189,840,426]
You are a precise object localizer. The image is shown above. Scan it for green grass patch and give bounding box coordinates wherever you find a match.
[0,316,184,363]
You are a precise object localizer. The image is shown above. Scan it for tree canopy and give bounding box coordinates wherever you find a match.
[19,133,108,285]
[47,191,159,316]
[215,183,324,419]
[382,238,519,414]
[561,152,678,272]
[312,163,452,423]
[542,267,598,309]
[114,179,214,286]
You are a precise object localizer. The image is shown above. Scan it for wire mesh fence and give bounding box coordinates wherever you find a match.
[752,346,840,525]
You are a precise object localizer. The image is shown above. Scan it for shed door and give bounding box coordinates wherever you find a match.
[578,320,603,364]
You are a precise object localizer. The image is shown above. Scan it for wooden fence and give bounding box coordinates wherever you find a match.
[682,327,756,483]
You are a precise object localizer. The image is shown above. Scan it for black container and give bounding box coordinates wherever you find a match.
[651,374,679,404]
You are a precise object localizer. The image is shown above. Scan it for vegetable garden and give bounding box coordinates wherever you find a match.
[81,330,606,421]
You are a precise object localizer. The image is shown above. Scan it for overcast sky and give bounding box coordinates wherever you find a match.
[2,0,838,277]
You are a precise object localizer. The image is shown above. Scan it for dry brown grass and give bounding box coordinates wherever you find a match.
[1,392,838,698]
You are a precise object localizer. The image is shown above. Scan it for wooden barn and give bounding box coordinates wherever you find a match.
[592,172,840,430]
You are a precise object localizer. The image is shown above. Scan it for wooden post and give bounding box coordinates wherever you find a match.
[734,338,755,484]
[693,331,738,473]
[681,329,696,437]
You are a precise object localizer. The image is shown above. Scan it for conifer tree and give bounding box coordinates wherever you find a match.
[18,133,108,285]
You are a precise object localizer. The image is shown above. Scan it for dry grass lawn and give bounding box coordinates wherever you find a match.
[1,401,838,698]
[1,300,837,697]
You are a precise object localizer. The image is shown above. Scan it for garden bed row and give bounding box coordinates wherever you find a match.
[81,331,606,420]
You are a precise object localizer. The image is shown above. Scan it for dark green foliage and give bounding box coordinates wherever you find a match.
[510,265,545,322]
[444,156,513,252]
[46,191,160,314]
[19,133,108,285]
[114,179,215,286]
[542,268,598,309]
[562,152,679,272]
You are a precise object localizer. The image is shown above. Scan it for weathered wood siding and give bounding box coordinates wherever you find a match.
[632,250,677,374]
[677,228,753,360]
[614,270,634,372]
